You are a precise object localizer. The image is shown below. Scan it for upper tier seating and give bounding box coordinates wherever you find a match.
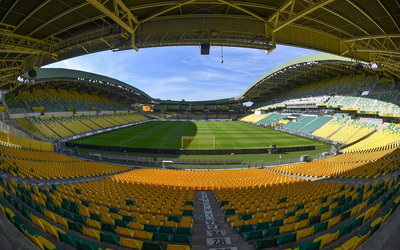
[33,89,64,112]
[5,94,31,113]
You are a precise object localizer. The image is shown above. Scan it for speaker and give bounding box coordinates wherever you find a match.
[201,44,210,55]
[355,64,363,73]
[28,69,37,78]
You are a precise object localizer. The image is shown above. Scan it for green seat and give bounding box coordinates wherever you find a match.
[68,220,83,234]
[185,201,194,206]
[63,210,74,221]
[293,239,321,250]
[34,203,45,215]
[160,226,175,234]
[253,222,269,231]
[109,208,119,214]
[253,237,277,250]
[240,214,252,220]
[54,206,64,216]
[276,232,296,246]
[177,227,192,235]
[358,226,373,238]
[100,232,121,245]
[182,210,193,216]
[297,213,308,222]
[144,224,159,232]
[122,215,135,222]
[331,223,352,239]
[243,230,263,241]
[115,219,128,228]
[101,222,116,233]
[345,221,354,234]
[153,232,172,242]
[332,207,342,217]
[142,241,167,250]
[22,225,39,237]
[77,240,105,250]
[340,210,351,222]
[314,221,328,234]
[269,219,283,228]
[21,207,32,222]
[236,224,252,233]
[90,213,102,221]
[309,215,321,225]
[58,231,79,248]
[224,209,235,215]
[74,214,87,225]
[12,216,26,236]
[262,227,279,237]
[168,216,180,223]
[172,234,191,244]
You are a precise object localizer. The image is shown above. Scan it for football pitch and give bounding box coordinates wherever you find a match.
[70,121,318,150]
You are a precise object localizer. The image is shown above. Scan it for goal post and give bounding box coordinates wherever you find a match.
[181,136,216,150]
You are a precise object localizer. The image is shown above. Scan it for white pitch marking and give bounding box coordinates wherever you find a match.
[118,136,138,145]
[232,143,238,148]
[160,143,165,148]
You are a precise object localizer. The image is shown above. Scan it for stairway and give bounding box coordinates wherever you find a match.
[192,190,253,250]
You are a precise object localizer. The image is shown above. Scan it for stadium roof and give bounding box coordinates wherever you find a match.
[1,0,400,94]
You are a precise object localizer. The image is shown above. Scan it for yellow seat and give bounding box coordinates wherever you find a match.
[327,216,341,229]
[314,230,339,249]
[167,244,191,250]
[179,221,193,229]
[120,237,144,249]
[295,219,309,230]
[129,222,144,230]
[134,230,153,240]
[26,231,56,250]
[117,226,134,238]
[83,227,101,241]
[227,215,239,222]
[164,221,177,228]
[280,223,295,234]
[87,218,101,229]
[296,226,314,241]
[42,221,66,240]
[102,216,115,225]
[340,236,359,250]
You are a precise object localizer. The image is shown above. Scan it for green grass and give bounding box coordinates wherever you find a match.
[70,121,319,150]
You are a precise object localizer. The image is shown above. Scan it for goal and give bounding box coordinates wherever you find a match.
[181,137,216,150]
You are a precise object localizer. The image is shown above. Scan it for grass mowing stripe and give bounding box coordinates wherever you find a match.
[70,121,317,150]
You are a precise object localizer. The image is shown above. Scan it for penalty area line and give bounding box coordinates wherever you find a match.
[160,142,165,148]
[232,143,238,148]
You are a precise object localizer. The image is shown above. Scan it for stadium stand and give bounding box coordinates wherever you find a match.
[312,115,350,139]
[33,89,65,112]
[15,118,46,139]
[282,116,317,131]
[329,120,377,144]
[21,91,42,111]
[23,113,147,139]
[298,116,333,134]
[5,94,31,113]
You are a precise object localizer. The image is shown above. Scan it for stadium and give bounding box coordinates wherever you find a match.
[1,1,400,250]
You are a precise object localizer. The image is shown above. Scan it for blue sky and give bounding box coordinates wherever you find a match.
[44,45,318,102]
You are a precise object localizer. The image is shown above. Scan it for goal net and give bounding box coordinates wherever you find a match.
[181,137,216,150]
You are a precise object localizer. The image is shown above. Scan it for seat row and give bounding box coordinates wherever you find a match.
[0,177,191,250]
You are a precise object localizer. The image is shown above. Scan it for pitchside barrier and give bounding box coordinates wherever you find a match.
[66,142,315,155]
